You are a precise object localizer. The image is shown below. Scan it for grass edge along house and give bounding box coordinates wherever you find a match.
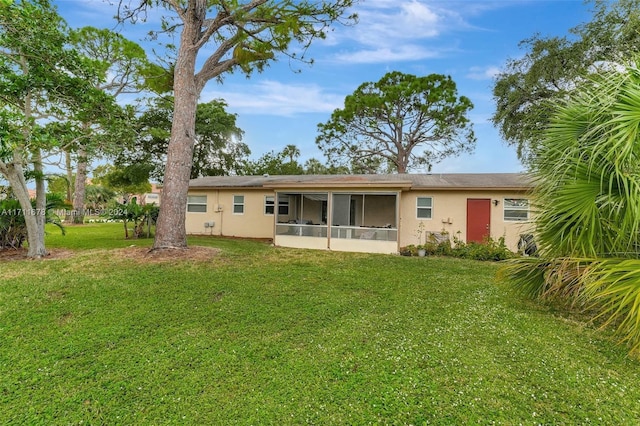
[186,173,533,254]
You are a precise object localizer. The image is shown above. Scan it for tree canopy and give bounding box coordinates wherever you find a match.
[316,71,475,174]
[93,163,152,200]
[240,146,304,176]
[492,0,640,163]
[0,0,114,257]
[61,26,151,223]
[119,97,248,180]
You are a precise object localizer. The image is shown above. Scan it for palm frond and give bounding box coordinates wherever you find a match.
[501,59,640,355]
[582,259,640,353]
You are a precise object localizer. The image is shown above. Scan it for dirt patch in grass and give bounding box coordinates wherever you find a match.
[111,246,222,264]
[0,246,221,263]
[0,248,76,261]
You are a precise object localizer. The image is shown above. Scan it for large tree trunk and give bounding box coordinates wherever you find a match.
[2,75,48,258]
[64,149,74,223]
[72,145,89,224]
[0,156,47,258]
[32,148,47,256]
[152,1,204,250]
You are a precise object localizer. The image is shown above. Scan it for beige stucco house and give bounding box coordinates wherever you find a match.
[186,173,534,254]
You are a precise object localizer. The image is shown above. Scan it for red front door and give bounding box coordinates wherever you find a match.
[467,199,491,243]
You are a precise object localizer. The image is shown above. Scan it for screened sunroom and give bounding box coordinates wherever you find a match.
[274,191,399,253]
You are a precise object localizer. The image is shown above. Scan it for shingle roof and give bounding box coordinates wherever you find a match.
[189,173,531,190]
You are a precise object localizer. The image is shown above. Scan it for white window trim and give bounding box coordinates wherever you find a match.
[416,196,433,220]
[264,195,275,215]
[503,198,530,222]
[187,195,207,213]
[233,194,245,215]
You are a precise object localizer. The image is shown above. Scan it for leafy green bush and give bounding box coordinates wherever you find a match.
[0,194,66,249]
[104,198,159,239]
[401,233,515,261]
[451,236,514,261]
[420,232,453,256]
[0,198,26,249]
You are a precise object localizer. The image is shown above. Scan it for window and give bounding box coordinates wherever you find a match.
[266,195,289,215]
[187,195,207,213]
[233,195,244,214]
[416,197,432,219]
[504,198,529,221]
[277,195,289,215]
[265,196,275,215]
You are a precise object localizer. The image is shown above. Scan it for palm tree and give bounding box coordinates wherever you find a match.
[499,60,640,353]
[282,144,301,164]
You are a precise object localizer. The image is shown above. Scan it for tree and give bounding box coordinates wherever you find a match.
[47,174,74,200]
[316,71,476,174]
[122,97,248,180]
[492,0,640,163]
[94,163,152,202]
[106,198,159,239]
[302,158,328,175]
[240,146,304,176]
[117,0,357,250]
[84,184,115,212]
[282,144,300,164]
[63,26,150,224]
[302,158,349,175]
[499,60,640,354]
[117,97,173,182]
[0,0,111,257]
[192,100,247,177]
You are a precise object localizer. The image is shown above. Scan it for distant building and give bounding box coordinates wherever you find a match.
[140,183,162,206]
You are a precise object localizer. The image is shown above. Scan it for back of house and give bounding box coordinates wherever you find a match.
[186,173,533,254]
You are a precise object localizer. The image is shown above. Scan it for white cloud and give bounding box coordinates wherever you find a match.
[349,1,444,45]
[334,45,440,64]
[200,80,344,116]
[325,0,469,64]
[467,66,501,80]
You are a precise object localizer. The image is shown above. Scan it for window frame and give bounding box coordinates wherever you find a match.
[416,196,433,220]
[266,194,290,215]
[277,194,290,215]
[503,198,530,222]
[265,195,275,215]
[233,194,245,215]
[186,195,207,213]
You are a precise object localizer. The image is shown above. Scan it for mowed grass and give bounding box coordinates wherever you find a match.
[1,224,640,424]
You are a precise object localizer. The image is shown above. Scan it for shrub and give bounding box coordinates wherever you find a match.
[0,195,66,249]
[399,244,418,256]
[401,233,515,261]
[452,235,514,261]
[0,198,27,249]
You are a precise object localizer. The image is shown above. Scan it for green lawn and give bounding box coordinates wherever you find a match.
[1,223,639,424]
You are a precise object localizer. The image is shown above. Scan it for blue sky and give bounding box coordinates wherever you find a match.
[55,0,593,174]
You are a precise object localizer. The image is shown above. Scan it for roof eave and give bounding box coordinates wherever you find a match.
[265,181,413,190]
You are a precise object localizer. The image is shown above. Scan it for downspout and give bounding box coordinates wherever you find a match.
[272,190,277,243]
[327,191,332,250]
[217,189,223,236]
[396,190,402,253]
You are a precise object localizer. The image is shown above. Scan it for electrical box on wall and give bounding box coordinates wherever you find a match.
[204,221,215,228]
